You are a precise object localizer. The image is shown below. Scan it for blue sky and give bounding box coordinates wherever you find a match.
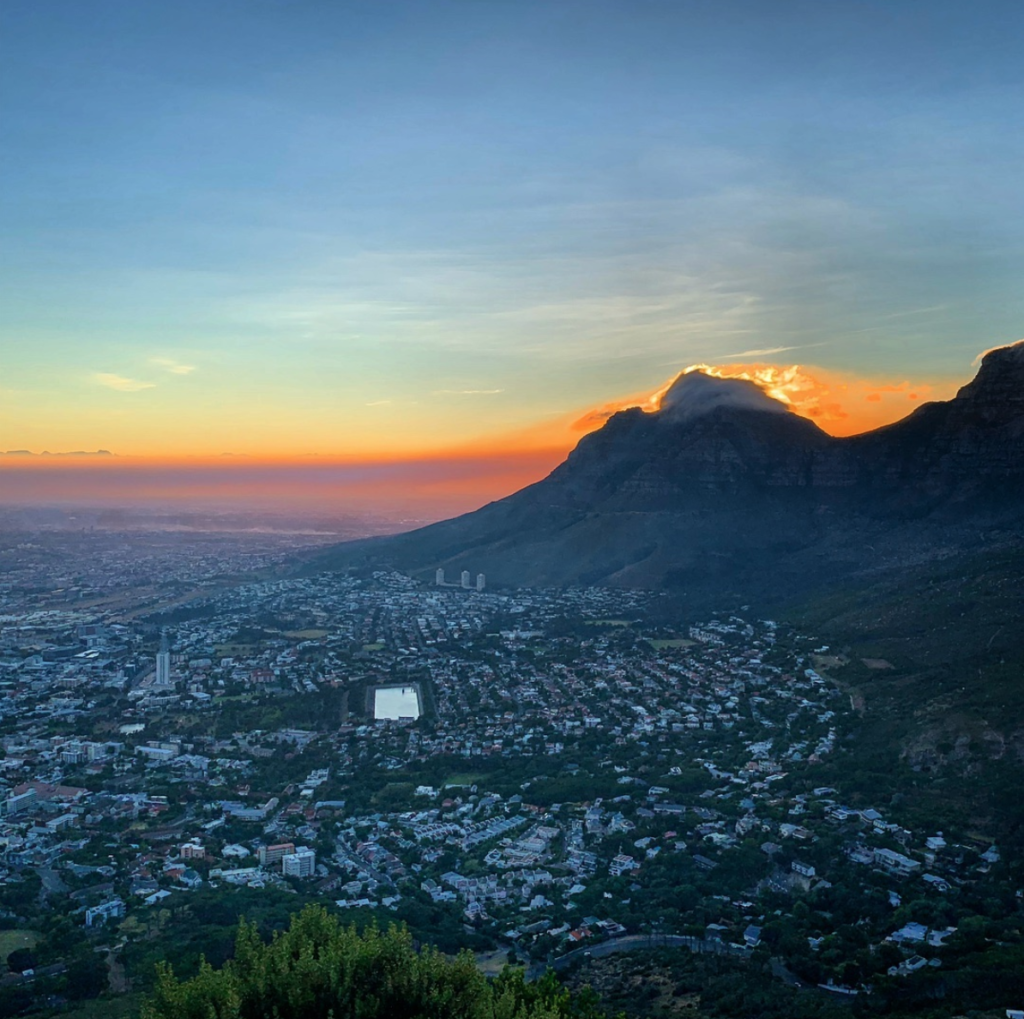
[2,0,1023,455]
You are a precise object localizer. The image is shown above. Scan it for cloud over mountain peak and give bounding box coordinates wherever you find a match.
[656,369,790,424]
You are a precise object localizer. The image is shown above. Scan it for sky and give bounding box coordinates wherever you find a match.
[2,1,1023,510]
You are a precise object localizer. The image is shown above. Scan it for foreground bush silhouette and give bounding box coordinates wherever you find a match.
[141,904,607,1019]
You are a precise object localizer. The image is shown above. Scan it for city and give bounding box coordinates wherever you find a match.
[0,526,1016,1016]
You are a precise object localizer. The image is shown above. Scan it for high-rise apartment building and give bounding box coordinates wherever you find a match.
[155,631,172,686]
[258,842,296,867]
[282,847,316,878]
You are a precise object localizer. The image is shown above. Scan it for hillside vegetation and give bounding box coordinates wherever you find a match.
[788,544,1024,849]
[141,905,609,1019]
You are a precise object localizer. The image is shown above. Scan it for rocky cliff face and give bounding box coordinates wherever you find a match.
[952,341,1024,425]
[314,341,1024,598]
[832,343,1024,510]
[546,400,831,507]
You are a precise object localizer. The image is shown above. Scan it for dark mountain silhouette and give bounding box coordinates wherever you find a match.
[314,340,1024,606]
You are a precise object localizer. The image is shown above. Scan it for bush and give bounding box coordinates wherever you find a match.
[142,904,609,1019]
[5,949,35,975]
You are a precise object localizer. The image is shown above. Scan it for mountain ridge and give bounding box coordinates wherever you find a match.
[308,343,1024,841]
[312,341,1024,602]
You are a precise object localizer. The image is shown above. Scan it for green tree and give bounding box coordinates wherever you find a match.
[66,955,108,1000]
[142,904,611,1019]
[5,948,35,974]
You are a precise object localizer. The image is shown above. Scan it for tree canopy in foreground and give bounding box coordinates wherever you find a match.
[142,905,607,1019]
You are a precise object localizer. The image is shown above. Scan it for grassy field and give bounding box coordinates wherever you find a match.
[560,951,701,1017]
[285,629,329,639]
[0,929,39,964]
[472,948,511,977]
[443,773,487,788]
[361,643,385,652]
[647,638,696,650]
[215,644,261,657]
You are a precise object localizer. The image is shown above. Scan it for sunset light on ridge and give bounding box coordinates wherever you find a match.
[562,363,961,446]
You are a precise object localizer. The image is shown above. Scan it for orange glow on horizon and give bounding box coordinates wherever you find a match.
[0,447,570,520]
[0,362,962,470]
[0,364,964,517]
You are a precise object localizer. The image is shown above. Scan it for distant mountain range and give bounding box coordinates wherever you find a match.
[314,340,1024,609]
[1,449,113,457]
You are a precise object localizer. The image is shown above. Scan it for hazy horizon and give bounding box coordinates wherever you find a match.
[1,355,972,522]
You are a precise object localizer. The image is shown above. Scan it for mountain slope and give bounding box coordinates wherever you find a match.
[313,341,1024,600]
[308,343,1024,844]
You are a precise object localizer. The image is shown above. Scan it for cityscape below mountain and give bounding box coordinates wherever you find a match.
[1,346,1022,1019]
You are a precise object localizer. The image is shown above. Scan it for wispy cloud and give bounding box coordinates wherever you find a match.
[365,399,392,406]
[93,373,155,392]
[151,357,196,375]
[719,343,827,360]
[433,389,504,396]
[720,345,800,359]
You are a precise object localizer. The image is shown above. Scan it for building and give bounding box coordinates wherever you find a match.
[3,789,37,816]
[476,573,486,592]
[282,848,316,878]
[258,842,296,868]
[222,797,279,822]
[86,899,125,927]
[435,568,445,586]
[155,631,172,687]
[59,742,87,765]
[137,742,179,763]
[874,847,921,877]
[922,873,950,893]
[461,570,472,589]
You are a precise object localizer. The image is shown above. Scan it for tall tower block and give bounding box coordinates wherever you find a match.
[460,570,471,589]
[155,631,171,687]
[476,573,486,592]
[435,568,445,586]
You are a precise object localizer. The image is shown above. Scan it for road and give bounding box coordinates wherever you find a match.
[527,934,750,979]
[38,868,68,895]
[523,933,823,997]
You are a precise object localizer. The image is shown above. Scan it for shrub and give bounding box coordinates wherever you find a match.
[142,904,608,1019]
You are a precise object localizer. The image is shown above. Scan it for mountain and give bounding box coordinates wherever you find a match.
[309,341,1024,844]
[313,340,1024,604]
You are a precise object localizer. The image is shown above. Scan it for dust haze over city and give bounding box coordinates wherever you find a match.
[3,3,1024,1019]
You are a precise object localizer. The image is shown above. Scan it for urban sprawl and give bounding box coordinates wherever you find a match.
[0,528,1014,1004]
